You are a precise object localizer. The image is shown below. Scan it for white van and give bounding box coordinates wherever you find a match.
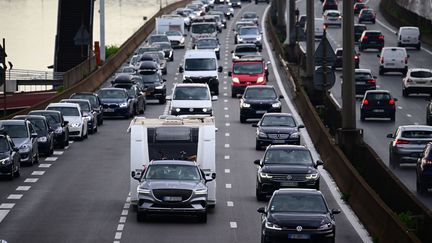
[377,47,409,75]
[305,18,325,39]
[169,83,217,116]
[179,50,223,95]
[397,26,421,50]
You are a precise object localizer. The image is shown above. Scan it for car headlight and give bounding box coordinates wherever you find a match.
[0,158,11,165]
[155,85,164,89]
[195,188,208,195]
[119,102,128,108]
[137,188,150,194]
[272,102,281,108]
[237,36,243,41]
[259,172,273,179]
[305,173,319,180]
[257,77,264,83]
[258,131,267,138]
[240,101,251,108]
[180,37,185,44]
[265,221,282,230]
[202,108,212,113]
[256,36,262,41]
[318,222,332,230]
[172,108,181,113]
[215,47,220,52]
[19,144,31,153]
[232,77,240,83]
[290,132,300,138]
[37,136,47,143]
[71,122,82,128]
[55,127,63,134]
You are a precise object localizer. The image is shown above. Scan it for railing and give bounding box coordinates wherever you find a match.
[6,69,64,81]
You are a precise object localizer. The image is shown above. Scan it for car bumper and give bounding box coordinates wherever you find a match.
[18,151,32,162]
[263,228,334,243]
[360,42,384,49]
[259,180,319,195]
[0,163,13,175]
[361,107,395,118]
[146,90,166,100]
[38,141,51,154]
[68,126,84,137]
[53,132,65,145]
[418,171,432,187]
[392,148,423,164]
[102,107,130,117]
[404,86,432,94]
[240,107,281,119]
[170,110,213,116]
[256,137,300,146]
[137,196,207,215]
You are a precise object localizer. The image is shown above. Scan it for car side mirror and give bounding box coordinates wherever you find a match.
[298,125,305,129]
[254,159,261,165]
[407,54,410,58]
[218,66,223,72]
[386,133,393,138]
[179,66,184,73]
[228,71,232,77]
[31,133,38,139]
[131,170,142,181]
[257,207,266,214]
[267,61,271,65]
[252,123,258,127]
[163,79,167,82]
[211,95,218,101]
[331,209,341,215]
[316,160,324,166]
[279,95,284,99]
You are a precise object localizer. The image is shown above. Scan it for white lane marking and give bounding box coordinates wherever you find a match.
[114,241,120,243]
[24,178,39,183]
[225,123,230,127]
[0,203,15,209]
[174,77,178,80]
[225,114,230,118]
[53,151,64,155]
[114,232,122,240]
[224,93,228,96]
[124,203,130,209]
[117,224,124,231]
[69,141,74,144]
[227,201,234,207]
[224,71,228,74]
[376,85,381,89]
[225,184,232,188]
[65,146,70,150]
[45,157,58,162]
[262,6,372,243]
[224,86,228,89]
[225,133,230,137]
[407,114,412,118]
[16,186,31,191]
[121,210,128,216]
[31,171,45,176]
[163,101,171,115]
[224,107,228,110]
[224,99,228,103]
[225,169,231,173]
[39,163,52,168]
[7,194,23,200]
[224,143,230,148]
[119,216,127,223]
[0,210,10,223]
[225,53,228,56]
[230,221,237,228]
[414,122,419,125]
[397,106,403,110]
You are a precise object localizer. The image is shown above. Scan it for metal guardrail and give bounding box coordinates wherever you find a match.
[6,69,64,81]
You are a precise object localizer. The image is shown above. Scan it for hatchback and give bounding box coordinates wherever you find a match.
[354,69,377,95]
[358,8,376,24]
[402,68,432,97]
[323,10,342,27]
[359,30,384,51]
[360,90,397,121]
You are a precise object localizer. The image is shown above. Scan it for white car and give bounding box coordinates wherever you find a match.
[397,26,421,50]
[378,47,409,76]
[402,68,432,97]
[323,10,341,27]
[169,83,217,116]
[46,103,88,141]
[165,31,185,49]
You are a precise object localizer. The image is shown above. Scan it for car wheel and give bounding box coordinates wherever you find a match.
[159,96,166,104]
[360,112,365,121]
[13,163,20,178]
[84,128,88,139]
[255,140,261,150]
[390,113,396,122]
[34,152,39,164]
[402,88,409,97]
[417,180,427,194]
[261,235,270,243]
[240,115,247,123]
[417,43,421,50]
[65,133,70,146]
[93,125,98,133]
[231,91,236,98]
[379,67,384,75]
[256,184,266,201]
[59,136,66,149]
[402,67,408,76]
[198,212,207,223]
[359,46,364,52]
[137,211,146,222]
[389,153,399,169]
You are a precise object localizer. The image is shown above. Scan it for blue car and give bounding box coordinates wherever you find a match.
[98,88,134,118]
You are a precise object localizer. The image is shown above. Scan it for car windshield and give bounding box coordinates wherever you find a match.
[196,39,218,49]
[243,13,257,19]
[155,42,171,49]
[355,72,373,80]
[239,27,259,35]
[47,107,80,116]
[149,35,169,43]
[71,95,98,107]
[244,88,277,99]
[114,86,135,97]
[145,164,201,181]
[411,71,432,78]
[98,90,127,99]
[66,101,90,112]
[185,58,216,71]
[270,194,327,213]
[192,24,216,34]
[30,112,61,125]
[141,73,161,83]
[3,124,28,138]
[173,87,210,100]
[0,137,9,153]
[138,47,159,54]
[362,10,373,15]
[264,149,313,165]
[233,63,263,74]
[401,130,432,139]
[166,31,181,36]
[29,119,47,133]
[261,116,296,127]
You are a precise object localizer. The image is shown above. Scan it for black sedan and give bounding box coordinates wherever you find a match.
[69,92,104,126]
[253,113,304,150]
[258,189,340,243]
[28,110,69,148]
[138,70,167,104]
[240,85,283,123]
[98,88,134,118]
[0,132,21,179]
[112,83,146,115]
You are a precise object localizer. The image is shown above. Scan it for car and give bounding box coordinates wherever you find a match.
[397,26,421,50]
[169,83,216,116]
[387,125,432,169]
[193,15,223,33]
[322,0,338,13]
[354,69,377,95]
[402,68,432,97]
[255,0,270,4]
[120,66,136,74]
[12,115,54,156]
[228,56,269,97]
[28,110,70,148]
[112,73,144,92]
[213,4,233,20]
[143,51,168,75]
[359,30,384,51]
[136,45,162,56]
[207,14,224,32]
[174,8,192,28]
[133,160,215,222]
[46,103,89,141]
[195,37,220,59]
[305,18,325,39]
[233,20,256,42]
[258,189,340,243]
[69,92,104,126]
[416,142,432,193]
[354,24,367,42]
[240,85,283,123]
[232,43,260,60]
[230,0,241,8]
[111,83,146,115]
[323,10,342,27]
[0,120,39,165]
[0,131,21,179]
[137,60,161,76]
[426,99,432,125]
[332,48,360,69]
[152,42,174,61]
[186,3,204,17]
[378,47,409,75]
[253,113,304,149]
[360,90,397,121]
[60,99,98,134]
[208,10,227,29]
[98,88,134,119]
[165,30,185,49]
[137,69,167,104]
[241,12,259,25]
[298,15,307,29]
[235,26,262,50]
[146,34,170,46]
[358,8,376,24]
[353,2,367,14]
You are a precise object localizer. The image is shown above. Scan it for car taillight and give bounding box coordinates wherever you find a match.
[395,139,409,145]
[355,55,359,60]
[380,57,384,64]
[379,35,385,40]
[389,99,395,105]
[359,14,363,18]
[362,99,369,105]
[406,79,412,83]
[362,36,368,40]
[367,79,376,84]
[355,6,358,10]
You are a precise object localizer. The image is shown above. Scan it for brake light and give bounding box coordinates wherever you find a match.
[395,139,409,145]
[389,99,395,105]
[367,79,376,84]
[355,6,358,10]
[380,57,384,64]
[362,99,369,105]
[359,14,363,18]
[379,35,385,40]
[354,55,359,60]
[362,36,368,40]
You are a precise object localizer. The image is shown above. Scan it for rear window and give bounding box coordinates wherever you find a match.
[355,72,373,80]
[366,93,391,101]
[383,49,405,58]
[411,71,432,78]
[327,12,340,17]
[402,130,432,139]
[366,32,381,36]
[401,29,419,36]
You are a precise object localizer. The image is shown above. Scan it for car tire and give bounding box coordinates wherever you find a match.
[389,153,399,169]
[65,134,70,146]
[231,91,236,98]
[240,115,247,123]
[34,152,39,164]
[359,46,364,52]
[256,184,266,201]
[261,235,270,243]
[379,67,384,76]
[137,211,146,222]
[198,212,207,223]
[390,113,395,122]
[417,179,427,194]
[255,140,261,150]
[84,128,88,139]
[360,112,365,121]
[13,163,20,178]
[402,67,408,76]
[402,88,409,97]
[159,96,166,104]
[417,43,421,50]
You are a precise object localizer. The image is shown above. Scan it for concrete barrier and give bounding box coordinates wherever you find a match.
[63,55,97,89]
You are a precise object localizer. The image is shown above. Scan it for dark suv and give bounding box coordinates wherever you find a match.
[240,85,283,123]
[254,145,323,201]
[417,142,432,194]
[28,110,69,149]
[359,30,384,51]
[0,132,20,179]
[69,92,104,126]
[138,70,167,104]
[354,24,367,42]
[132,160,215,223]
[354,69,377,95]
[360,90,397,121]
[332,48,360,69]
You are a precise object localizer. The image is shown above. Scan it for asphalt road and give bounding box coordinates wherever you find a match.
[297,0,432,208]
[0,2,367,243]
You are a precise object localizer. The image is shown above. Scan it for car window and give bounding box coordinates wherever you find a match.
[71,95,97,107]
[244,88,277,99]
[29,119,47,133]
[401,130,432,139]
[411,71,432,78]
[196,39,218,49]
[327,12,340,17]
[185,58,216,71]
[239,27,259,35]
[366,93,390,101]
[191,24,216,34]
[144,165,201,181]
[355,72,373,80]
[98,90,128,99]
[47,107,80,116]
[0,137,10,152]
[3,124,28,138]
[270,194,327,213]
[264,149,313,165]
[233,63,263,74]
[261,116,296,127]
[173,87,210,100]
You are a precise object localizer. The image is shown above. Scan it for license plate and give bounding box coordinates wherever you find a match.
[356,81,364,84]
[288,234,310,239]
[373,109,384,112]
[256,110,266,114]
[272,139,285,144]
[104,108,114,112]
[386,63,395,66]
[163,196,182,202]
[281,182,298,187]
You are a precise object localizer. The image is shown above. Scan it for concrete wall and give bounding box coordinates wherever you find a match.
[396,0,432,21]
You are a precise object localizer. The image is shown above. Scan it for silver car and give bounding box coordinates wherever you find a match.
[235,26,262,50]
[387,125,432,169]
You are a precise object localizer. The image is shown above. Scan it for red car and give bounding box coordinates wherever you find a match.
[228,56,269,97]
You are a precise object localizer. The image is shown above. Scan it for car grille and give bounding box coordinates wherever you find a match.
[270,173,307,182]
[250,103,272,110]
[144,84,155,92]
[268,134,290,139]
[152,189,193,201]
[174,108,210,115]
[243,38,256,42]
[103,104,119,108]
[69,131,80,135]
[170,40,180,45]
[189,76,212,84]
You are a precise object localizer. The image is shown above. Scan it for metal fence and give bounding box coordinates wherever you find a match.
[6,69,64,81]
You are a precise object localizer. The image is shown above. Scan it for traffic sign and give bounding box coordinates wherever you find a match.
[314,36,336,66]
[313,66,336,91]
[74,25,90,46]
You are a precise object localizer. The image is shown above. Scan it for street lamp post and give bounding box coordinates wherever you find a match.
[100,0,106,62]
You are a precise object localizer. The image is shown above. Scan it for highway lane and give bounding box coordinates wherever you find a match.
[0,2,367,243]
[296,0,432,208]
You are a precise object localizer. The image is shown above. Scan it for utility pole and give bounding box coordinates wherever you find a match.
[306,0,314,78]
[0,39,7,117]
[342,0,355,129]
[100,0,106,62]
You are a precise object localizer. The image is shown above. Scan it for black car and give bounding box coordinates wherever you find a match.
[359,30,384,52]
[253,113,304,150]
[112,73,145,92]
[354,69,377,95]
[152,42,174,61]
[353,2,367,15]
[0,120,39,165]
[232,44,260,59]
[255,0,270,4]
[354,24,367,42]
[112,83,146,115]
[138,70,167,104]
[98,88,134,118]
[12,115,54,156]
[137,60,160,75]
[332,48,360,69]
[69,92,104,126]
[360,90,397,121]
[258,189,340,243]
[240,85,283,123]
[416,142,432,194]
[0,131,20,179]
[28,110,69,149]
[60,99,98,134]
[254,145,323,200]
[358,9,376,24]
